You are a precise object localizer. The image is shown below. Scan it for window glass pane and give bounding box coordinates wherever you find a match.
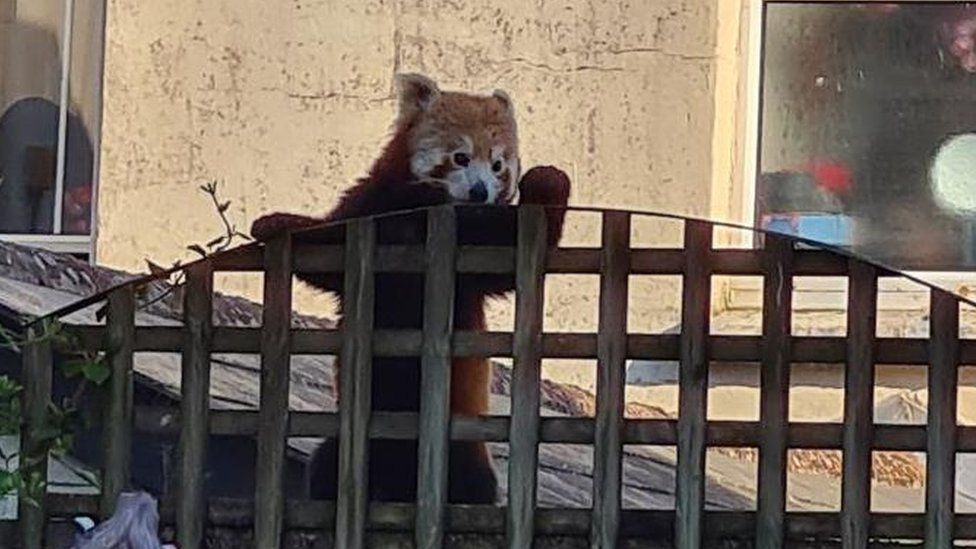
[0,0,65,234]
[62,0,103,236]
[0,0,98,237]
[759,3,976,270]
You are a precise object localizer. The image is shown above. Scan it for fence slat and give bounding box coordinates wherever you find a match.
[177,263,214,548]
[756,234,794,549]
[19,324,52,549]
[590,211,630,548]
[335,218,376,549]
[102,286,136,517]
[507,205,548,549]
[73,323,976,365]
[842,260,877,549]
[254,236,294,549]
[676,220,712,549]
[926,290,959,549]
[415,206,458,549]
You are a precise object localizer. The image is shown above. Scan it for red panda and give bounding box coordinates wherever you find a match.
[251,74,570,503]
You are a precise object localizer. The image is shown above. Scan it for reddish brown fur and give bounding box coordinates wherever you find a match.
[250,76,570,504]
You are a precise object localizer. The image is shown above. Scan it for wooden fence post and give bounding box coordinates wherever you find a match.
[676,220,711,549]
[926,290,959,549]
[590,211,630,548]
[415,206,458,549]
[177,263,214,548]
[335,218,376,549]
[507,205,547,549]
[842,260,877,549]
[255,237,294,549]
[101,285,136,517]
[756,234,794,549]
[19,324,52,549]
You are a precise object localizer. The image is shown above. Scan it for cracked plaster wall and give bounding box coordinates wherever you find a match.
[97,0,731,387]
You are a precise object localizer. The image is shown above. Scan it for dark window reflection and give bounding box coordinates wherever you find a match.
[759,3,976,269]
[0,97,94,235]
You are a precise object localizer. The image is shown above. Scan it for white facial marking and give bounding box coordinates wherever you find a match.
[412,136,513,204]
[410,136,444,177]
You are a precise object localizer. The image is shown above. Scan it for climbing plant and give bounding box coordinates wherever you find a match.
[0,318,107,505]
[0,180,251,506]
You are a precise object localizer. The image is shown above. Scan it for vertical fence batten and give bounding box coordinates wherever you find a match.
[335,218,376,549]
[254,236,294,549]
[507,205,548,549]
[102,286,136,517]
[676,220,712,549]
[926,290,959,549]
[415,206,458,549]
[590,211,630,549]
[756,234,793,549]
[19,325,52,549]
[842,260,878,549]
[177,263,214,549]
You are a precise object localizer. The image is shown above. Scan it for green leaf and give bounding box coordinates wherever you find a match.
[0,326,21,352]
[82,360,111,386]
[0,470,19,497]
[61,359,87,379]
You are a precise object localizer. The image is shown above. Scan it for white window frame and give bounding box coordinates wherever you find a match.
[0,0,106,260]
[728,0,976,311]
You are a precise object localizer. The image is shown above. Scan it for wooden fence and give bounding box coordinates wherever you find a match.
[11,205,976,548]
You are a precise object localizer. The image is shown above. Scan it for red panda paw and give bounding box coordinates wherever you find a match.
[250,212,323,241]
[518,166,571,207]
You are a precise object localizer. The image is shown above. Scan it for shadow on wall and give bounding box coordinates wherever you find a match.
[0,97,94,235]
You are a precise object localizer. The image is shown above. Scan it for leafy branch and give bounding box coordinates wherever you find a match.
[0,178,252,505]
[93,180,252,322]
[0,319,108,505]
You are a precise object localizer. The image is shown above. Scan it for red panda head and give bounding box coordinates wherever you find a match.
[394,73,520,205]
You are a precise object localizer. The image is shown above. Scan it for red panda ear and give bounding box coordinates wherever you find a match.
[492,89,515,115]
[395,73,440,118]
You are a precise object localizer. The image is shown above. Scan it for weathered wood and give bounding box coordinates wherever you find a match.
[277,243,855,277]
[842,260,877,549]
[507,206,548,549]
[926,290,959,549]
[176,263,214,549]
[676,220,712,549]
[591,212,630,549]
[335,218,376,549]
[128,405,976,451]
[254,236,294,549]
[73,322,970,365]
[33,492,976,541]
[416,206,458,549]
[101,286,136,517]
[756,235,793,549]
[19,324,53,549]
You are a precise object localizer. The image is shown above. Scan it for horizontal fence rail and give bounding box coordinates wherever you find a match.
[11,205,976,548]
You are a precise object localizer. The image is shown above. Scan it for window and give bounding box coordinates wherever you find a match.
[753,1,976,271]
[0,0,106,259]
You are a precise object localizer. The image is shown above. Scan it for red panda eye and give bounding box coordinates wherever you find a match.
[453,153,470,167]
[492,160,503,173]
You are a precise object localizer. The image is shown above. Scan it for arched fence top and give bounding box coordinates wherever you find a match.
[11,202,976,547]
[31,204,976,327]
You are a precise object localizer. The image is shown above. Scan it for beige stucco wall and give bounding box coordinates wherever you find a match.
[96,0,741,388]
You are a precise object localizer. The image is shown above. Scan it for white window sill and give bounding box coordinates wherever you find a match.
[725,270,976,312]
[0,234,92,256]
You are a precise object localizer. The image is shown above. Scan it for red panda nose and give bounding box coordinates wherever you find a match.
[469,181,488,202]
